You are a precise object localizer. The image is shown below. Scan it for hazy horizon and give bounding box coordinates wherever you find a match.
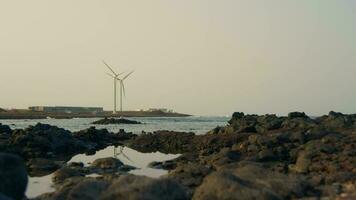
[1,1,355,116]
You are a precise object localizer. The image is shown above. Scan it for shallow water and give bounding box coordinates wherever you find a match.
[0,116,229,135]
[26,145,181,198]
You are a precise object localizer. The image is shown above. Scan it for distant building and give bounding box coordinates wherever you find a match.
[29,106,103,114]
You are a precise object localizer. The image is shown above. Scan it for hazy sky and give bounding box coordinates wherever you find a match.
[0,1,355,116]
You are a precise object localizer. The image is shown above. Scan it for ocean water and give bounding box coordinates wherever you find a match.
[0,116,230,135]
[0,116,230,198]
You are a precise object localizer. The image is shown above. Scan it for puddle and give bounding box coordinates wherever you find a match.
[26,146,180,198]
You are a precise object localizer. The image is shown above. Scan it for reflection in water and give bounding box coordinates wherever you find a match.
[26,146,180,198]
[27,174,55,199]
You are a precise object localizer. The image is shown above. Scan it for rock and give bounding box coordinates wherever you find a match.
[92,117,142,125]
[27,158,62,176]
[316,111,355,129]
[91,157,124,170]
[294,151,312,173]
[128,131,195,154]
[169,163,212,196]
[100,175,188,200]
[258,149,277,161]
[68,162,84,168]
[0,153,28,200]
[73,127,134,150]
[255,114,283,133]
[204,148,240,169]
[288,112,309,119]
[193,163,306,200]
[53,167,84,184]
[8,123,88,159]
[67,179,110,200]
[0,124,11,134]
[148,160,177,170]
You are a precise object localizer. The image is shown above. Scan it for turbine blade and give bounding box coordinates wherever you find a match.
[102,60,118,76]
[121,81,126,97]
[122,71,134,80]
[106,73,115,78]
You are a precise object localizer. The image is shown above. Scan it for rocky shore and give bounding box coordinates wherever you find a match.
[0,111,355,200]
[92,117,142,125]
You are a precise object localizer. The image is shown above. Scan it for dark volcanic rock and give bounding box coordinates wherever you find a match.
[288,112,309,119]
[7,123,88,159]
[27,158,62,176]
[92,117,142,125]
[316,111,356,129]
[0,153,28,200]
[66,179,110,200]
[148,160,177,170]
[193,162,306,200]
[91,157,124,170]
[128,130,195,154]
[53,167,84,184]
[101,175,188,200]
[0,123,11,134]
[73,127,134,150]
[37,175,188,200]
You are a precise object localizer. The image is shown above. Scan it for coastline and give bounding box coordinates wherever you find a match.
[0,110,191,119]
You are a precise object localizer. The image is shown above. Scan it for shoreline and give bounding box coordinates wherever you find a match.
[0,110,191,120]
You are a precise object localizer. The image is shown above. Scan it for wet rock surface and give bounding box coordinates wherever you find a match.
[92,117,142,125]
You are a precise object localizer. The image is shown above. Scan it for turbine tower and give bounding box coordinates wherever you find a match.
[103,60,124,114]
[117,71,134,112]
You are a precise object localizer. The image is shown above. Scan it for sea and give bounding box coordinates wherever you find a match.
[0,116,230,198]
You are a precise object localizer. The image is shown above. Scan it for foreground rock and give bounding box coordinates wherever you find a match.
[0,153,28,200]
[193,162,306,200]
[129,111,356,199]
[35,175,188,200]
[0,123,134,176]
[92,117,142,125]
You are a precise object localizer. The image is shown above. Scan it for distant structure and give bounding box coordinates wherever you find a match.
[29,106,103,114]
[103,60,124,114]
[116,71,134,113]
[103,60,134,114]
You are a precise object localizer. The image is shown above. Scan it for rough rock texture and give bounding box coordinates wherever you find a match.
[101,175,188,200]
[4,123,88,160]
[35,175,188,200]
[0,123,11,134]
[0,123,134,176]
[91,157,124,170]
[129,111,356,199]
[92,117,142,125]
[73,127,134,150]
[128,130,195,154]
[0,153,28,200]
[193,162,306,200]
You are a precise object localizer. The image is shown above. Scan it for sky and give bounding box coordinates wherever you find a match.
[0,0,355,116]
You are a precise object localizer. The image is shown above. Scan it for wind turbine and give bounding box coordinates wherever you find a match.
[103,60,124,114]
[117,71,134,113]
